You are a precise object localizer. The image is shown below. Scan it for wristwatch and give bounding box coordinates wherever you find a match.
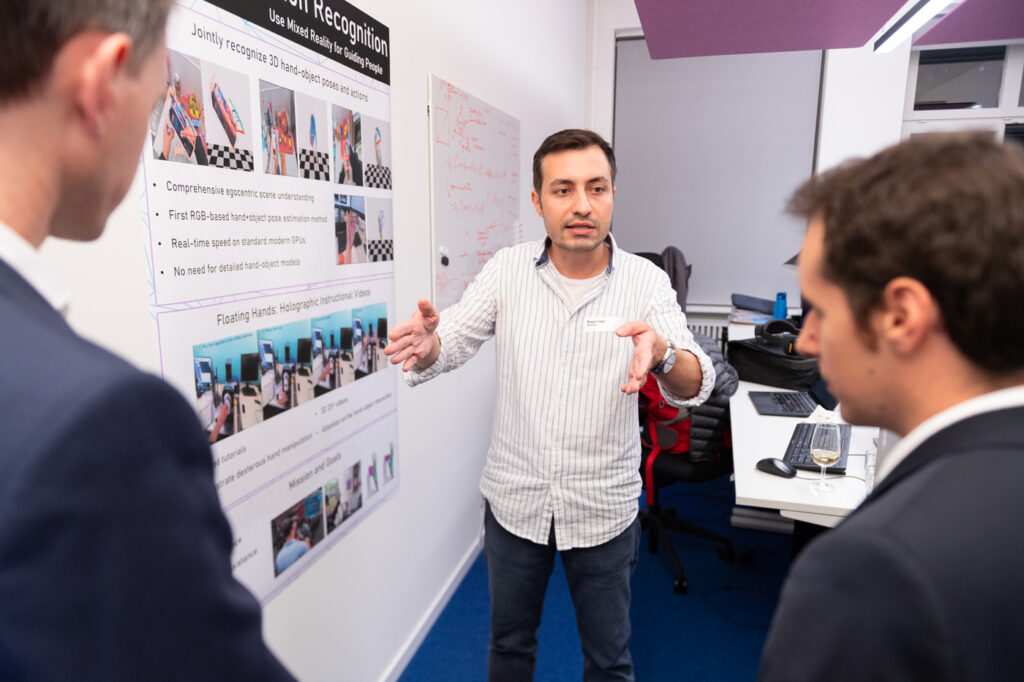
[651,339,677,376]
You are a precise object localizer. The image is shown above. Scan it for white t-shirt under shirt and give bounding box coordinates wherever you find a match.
[553,269,604,310]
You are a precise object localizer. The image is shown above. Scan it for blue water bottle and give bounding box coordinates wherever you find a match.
[773,292,787,319]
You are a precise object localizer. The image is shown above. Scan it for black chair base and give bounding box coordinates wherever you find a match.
[639,504,734,594]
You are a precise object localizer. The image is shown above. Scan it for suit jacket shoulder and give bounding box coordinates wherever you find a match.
[761,407,1024,682]
[0,261,295,681]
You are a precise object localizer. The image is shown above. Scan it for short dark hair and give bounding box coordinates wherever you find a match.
[532,129,616,195]
[788,132,1024,373]
[0,0,173,102]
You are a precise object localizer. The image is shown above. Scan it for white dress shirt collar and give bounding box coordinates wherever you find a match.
[875,384,1024,484]
[534,233,617,273]
[0,221,71,317]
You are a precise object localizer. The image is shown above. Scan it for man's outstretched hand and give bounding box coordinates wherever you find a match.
[616,321,664,394]
[384,299,441,371]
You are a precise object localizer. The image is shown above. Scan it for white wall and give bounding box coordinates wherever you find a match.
[586,0,910,318]
[817,42,911,172]
[38,1,587,680]
[586,0,641,139]
[588,0,910,175]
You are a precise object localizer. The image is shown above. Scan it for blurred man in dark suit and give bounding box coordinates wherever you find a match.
[0,2,294,679]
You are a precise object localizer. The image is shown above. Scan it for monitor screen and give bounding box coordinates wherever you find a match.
[304,490,322,517]
[297,337,312,364]
[377,317,388,340]
[339,326,353,350]
[194,357,213,387]
[259,339,275,368]
[240,353,259,383]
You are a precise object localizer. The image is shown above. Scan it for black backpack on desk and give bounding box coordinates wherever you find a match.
[727,335,819,390]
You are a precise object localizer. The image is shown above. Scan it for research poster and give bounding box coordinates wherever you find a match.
[140,0,396,602]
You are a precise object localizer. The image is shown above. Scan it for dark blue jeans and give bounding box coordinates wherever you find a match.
[484,502,640,682]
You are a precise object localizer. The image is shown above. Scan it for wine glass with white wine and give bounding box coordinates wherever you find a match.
[809,422,841,494]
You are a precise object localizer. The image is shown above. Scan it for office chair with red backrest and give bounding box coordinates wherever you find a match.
[638,334,739,593]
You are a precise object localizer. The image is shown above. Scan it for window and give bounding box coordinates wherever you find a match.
[903,44,1024,141]
[914,47,1005,110]
[1006,123,1024,149]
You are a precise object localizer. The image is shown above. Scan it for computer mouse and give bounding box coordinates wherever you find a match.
[756,457,797,478]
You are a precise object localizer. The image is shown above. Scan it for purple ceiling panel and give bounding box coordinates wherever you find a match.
[636,0,917,58]
[915,0,1024,46]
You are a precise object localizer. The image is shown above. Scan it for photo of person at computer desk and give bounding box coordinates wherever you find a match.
[311,310,359,394]
[271,488,325,577]
[758,133,1024,682]
[325,462,362,532]
[192,332,265,443]
[353,303,389,379]
[257,319,314,421]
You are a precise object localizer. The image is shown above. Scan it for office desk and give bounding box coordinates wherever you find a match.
[730,379,876,528]
[336,358,355,386]
[238,386,263,429]
[295,367,315,405]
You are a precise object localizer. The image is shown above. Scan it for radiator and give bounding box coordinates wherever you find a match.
[688,319,729,355]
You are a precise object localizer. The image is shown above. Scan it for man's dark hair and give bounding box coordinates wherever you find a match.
[788,132,1024,373]
[0,0,173,102]
[532,129,616,195]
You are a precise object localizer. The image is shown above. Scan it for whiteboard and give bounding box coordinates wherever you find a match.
[428,75,520,310]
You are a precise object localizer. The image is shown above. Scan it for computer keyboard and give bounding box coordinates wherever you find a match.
[769,392,817,415]
[748,390,818,417]
[783,422,852,474]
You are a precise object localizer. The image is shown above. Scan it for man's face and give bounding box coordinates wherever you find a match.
[60,39,168,242]
[796,217,888,426]
[531,146,615,256]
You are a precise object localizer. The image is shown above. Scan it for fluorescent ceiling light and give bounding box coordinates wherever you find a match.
[871,0,954,53]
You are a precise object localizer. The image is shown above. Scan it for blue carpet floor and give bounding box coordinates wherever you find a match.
[400,478,793,681]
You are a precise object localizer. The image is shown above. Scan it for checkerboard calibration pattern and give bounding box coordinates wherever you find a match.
[206,143,254,172]
[299,148,331,181]
[367,239,393,262]
[365,164,392,190]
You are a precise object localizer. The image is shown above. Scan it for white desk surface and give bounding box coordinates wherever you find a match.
[730,379,876,528]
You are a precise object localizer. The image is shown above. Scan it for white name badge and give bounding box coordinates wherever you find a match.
[584,316,624,333]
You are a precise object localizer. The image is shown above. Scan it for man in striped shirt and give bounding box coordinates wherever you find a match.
[386,129,714,681]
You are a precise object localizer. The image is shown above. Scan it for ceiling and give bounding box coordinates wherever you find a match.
[915,0,1024,46]
[634,0,1024,59]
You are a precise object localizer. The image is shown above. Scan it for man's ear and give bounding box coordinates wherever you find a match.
[68,32,133,135]
[878,276,939,355]
[531,189,543,217]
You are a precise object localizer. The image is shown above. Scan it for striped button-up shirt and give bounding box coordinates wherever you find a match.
[406,236,714,549]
